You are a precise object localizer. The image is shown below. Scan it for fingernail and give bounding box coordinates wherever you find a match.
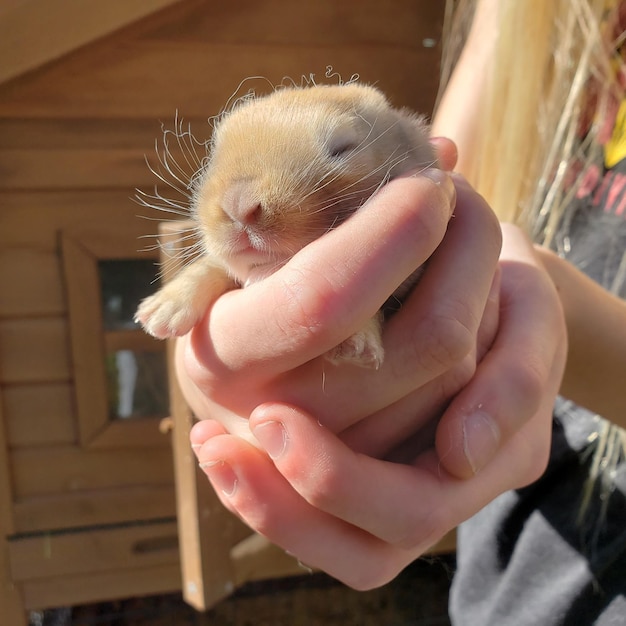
[420,168,456,206]
[419,167,447,185]
[199,460,238,497]
[462,411,501,474]
[252,420,287,459]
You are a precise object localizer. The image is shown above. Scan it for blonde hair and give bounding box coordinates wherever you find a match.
[441,0,623,244]
[440,0,626,526]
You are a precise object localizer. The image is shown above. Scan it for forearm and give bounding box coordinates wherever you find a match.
[535,246,626,427]
[431,0,498,178]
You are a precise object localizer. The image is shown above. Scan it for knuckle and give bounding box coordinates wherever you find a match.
[248,509,283,542]
[410,311,475,372]
[509,358,547,418]
[435,357,477,399]
[395,503,450,552]
[486,359,546,443]
[298,462,348,513]
[455,176,502,247]
[411,185,452,242]
[276,268,341,346]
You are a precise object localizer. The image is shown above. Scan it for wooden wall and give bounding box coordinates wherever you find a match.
[0,0,444,615]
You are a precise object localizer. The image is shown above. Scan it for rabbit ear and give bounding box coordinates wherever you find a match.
[343,92,435,178]
[383,107,436,177]
[396,107,434,157]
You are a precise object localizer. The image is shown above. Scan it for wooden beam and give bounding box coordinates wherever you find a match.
[0,0,184,85]
[157,221,250,610]
[0,386,29,625]
[9,520,180,582]
[14,486,176,534]
[20,563,181,611]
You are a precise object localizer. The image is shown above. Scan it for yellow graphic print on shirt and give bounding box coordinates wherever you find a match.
[605,99,626,168]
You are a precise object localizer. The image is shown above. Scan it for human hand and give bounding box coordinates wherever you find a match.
[177,155,501,456]
[188,221,566,589]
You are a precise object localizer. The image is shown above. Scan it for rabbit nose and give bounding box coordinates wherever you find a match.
[222,179,263,225]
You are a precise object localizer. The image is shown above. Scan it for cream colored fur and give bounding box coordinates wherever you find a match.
[136,83,435,367]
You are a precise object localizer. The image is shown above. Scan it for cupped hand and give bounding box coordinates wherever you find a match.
[177,163,501,452]
[176,135,566,589]
[189,222,566,590]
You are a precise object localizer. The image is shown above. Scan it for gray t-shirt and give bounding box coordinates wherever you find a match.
[449,159,626,625]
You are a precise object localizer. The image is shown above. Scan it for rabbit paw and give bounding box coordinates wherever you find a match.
[325,317,384,369]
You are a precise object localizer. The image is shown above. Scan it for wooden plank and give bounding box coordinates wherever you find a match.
[21,562,181,611]
[0,118,209,191]
[148,0,442,48]
[0,385,28,625]
[0,117,211,150]
[159,221,244,610]
[0,191,168,250]
[60,231,166,447]
[0,386,17,536]
[0,536,27,625]
[0,0,443,118]
[169,337,242,610]
[86,417,171,450]
[0,44,441,119]
[0,0,184,84]
[0,148,158,190]
[3,383,168,450]
[14,485,176,534]
[3,384,76,448]
[12,445,174,499]
[0,318,71,384]
[0,0,27,19]
[0,248,65,318]
[9,520,179,581]
[63,226,162,262]
[61,231,113,446]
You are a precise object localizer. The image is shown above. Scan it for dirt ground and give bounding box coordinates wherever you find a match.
[30,554,455,626]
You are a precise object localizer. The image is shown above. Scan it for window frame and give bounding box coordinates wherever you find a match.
[61,229,169,449]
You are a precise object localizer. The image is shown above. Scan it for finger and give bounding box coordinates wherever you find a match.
[281,174,502,432]
[339,280,500,459]
[382,174,502,386]
[181,173,502,437]
[309,176,502,437]
[190,418,228,457]
[429,136,458,171]
[195,429,416,590]
[187,170,455,377]
[339,357,475,459]
[177,340,259,443]
[249,403,453,549]
[196,398,556,590]
[435,225,567,478]
[247,402,549,553]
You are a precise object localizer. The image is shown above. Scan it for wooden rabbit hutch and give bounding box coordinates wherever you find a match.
[0,0,447,622]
